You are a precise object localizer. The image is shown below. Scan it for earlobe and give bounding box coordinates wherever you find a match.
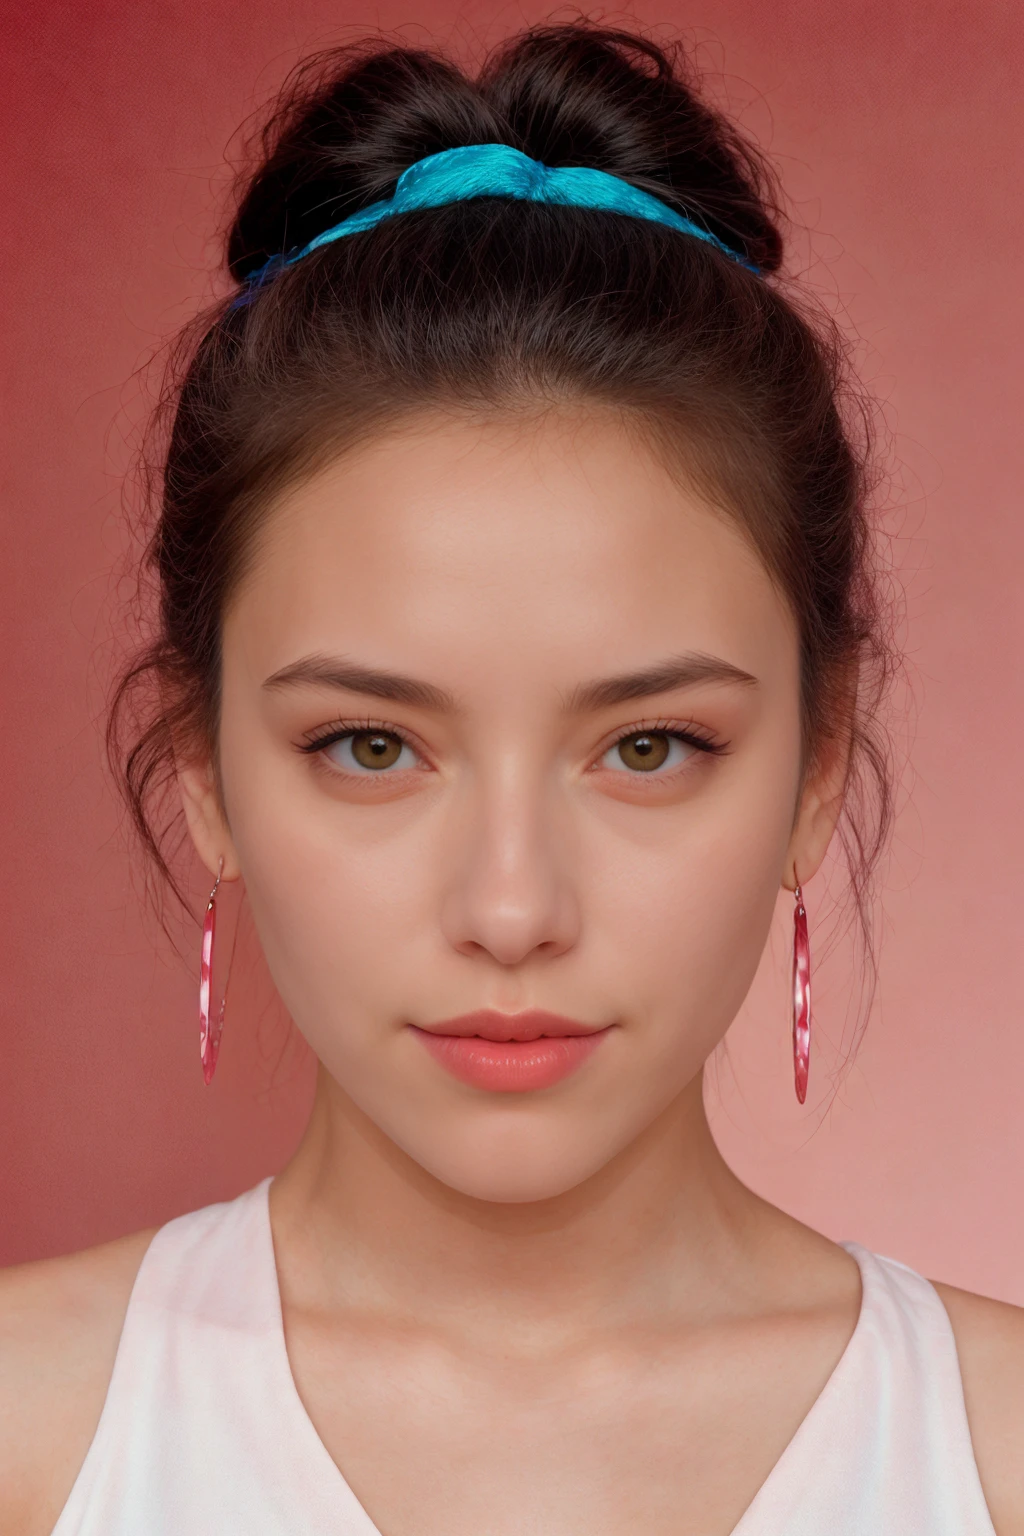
[177,757,241,883]
[784,740,851,891]
[786,786,844,890]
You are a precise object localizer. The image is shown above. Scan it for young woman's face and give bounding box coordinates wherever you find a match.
[198,409,821,1202]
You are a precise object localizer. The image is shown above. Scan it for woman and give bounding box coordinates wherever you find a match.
[1,21,1021,1535]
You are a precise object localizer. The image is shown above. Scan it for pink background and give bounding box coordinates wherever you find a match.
[2,2,1022,1299]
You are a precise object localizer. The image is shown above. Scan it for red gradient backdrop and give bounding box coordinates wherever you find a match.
[2,2,1022,1299]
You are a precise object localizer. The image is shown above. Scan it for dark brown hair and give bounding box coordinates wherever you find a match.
[109,22,897,1003]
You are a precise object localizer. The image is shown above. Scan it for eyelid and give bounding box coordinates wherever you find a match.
[298,717,432,767]
[592,716,727,761]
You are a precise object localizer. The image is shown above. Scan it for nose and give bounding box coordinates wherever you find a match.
[438,762,582,968]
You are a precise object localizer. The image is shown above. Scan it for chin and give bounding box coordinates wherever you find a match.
[394,1115,623,1205]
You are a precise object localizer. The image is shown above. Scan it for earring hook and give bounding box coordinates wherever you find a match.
[205,854,225,913]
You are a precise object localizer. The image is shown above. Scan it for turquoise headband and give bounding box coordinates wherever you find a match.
[237,142,759,297]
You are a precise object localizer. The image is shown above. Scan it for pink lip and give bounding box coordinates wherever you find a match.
[410,1009,612,1092]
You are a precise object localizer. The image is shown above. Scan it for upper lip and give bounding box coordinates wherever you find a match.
[414,1009,609,1042]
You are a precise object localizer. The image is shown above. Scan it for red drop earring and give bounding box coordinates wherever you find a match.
[792,884,811,1104]
[199,857,226,1085]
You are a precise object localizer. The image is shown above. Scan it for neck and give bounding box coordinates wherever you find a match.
[270,1063,775,1341]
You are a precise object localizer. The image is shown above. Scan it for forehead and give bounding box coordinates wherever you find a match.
[226,409,796,690]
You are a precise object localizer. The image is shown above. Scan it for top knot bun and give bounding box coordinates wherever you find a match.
[228,24,784,281]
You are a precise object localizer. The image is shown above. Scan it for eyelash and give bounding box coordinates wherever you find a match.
[298,716,729,777]
[299,717,429,768]
[598,718,730,783]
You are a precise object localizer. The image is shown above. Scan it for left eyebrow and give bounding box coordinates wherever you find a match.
[562,653,758,713]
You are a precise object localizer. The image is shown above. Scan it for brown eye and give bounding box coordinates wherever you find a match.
[322,729,415,774]
[617,732,670,771]
[600,731,697,776]
[350,730,404,769]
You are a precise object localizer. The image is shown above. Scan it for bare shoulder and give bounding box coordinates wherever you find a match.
[932,1277,1024,1536]
[0,1228,155,1536]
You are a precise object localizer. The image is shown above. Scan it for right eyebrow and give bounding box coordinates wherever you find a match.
[262,655,459,712]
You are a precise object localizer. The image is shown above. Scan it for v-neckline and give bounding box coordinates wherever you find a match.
[254,1178,870,1536]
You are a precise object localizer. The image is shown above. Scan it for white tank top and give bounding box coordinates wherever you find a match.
[51,1178,996,1535]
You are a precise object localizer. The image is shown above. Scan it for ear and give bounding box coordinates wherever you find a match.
[783,726,852,892]
[177,752,242,884]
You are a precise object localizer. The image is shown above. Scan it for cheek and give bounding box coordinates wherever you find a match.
[237,829,417,1031]
[593,770,795,1042]
[217,718,432,1052]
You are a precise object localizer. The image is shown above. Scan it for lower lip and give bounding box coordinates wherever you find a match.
[411,1028,608,1092]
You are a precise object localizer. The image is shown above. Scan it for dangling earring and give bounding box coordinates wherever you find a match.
[199,856,226,1085]
[791,884,811,1104]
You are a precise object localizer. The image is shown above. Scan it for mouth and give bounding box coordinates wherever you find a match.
[409,1009,613,1092]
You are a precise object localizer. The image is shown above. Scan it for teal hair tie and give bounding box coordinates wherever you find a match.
[236,142,760,298]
